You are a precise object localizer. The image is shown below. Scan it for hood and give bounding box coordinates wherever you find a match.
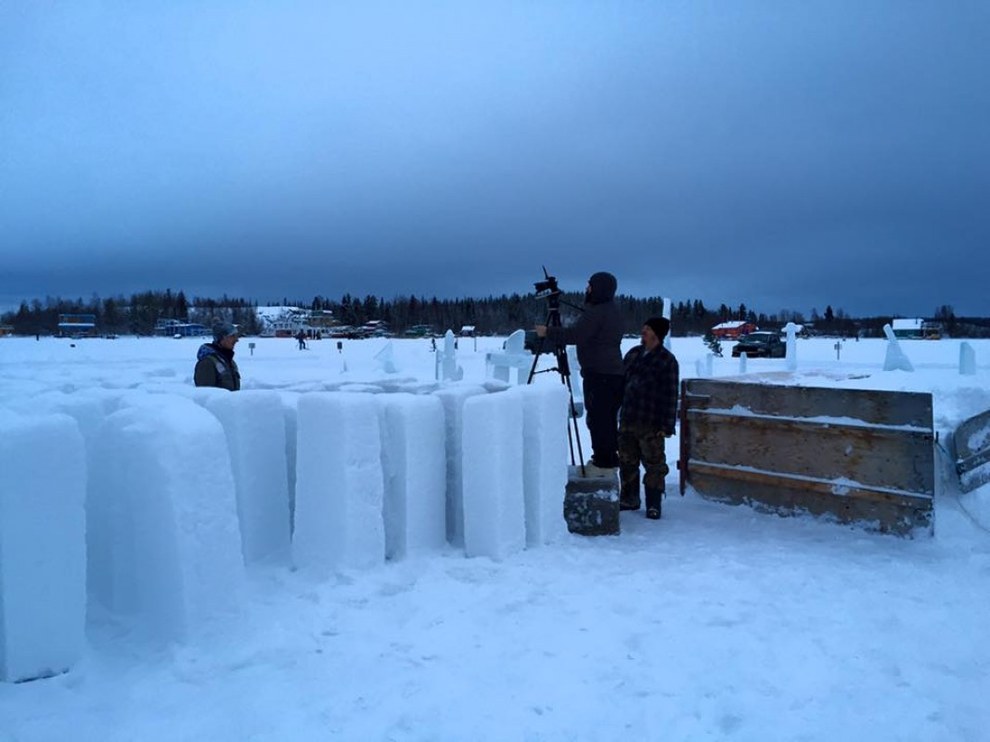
[197,343,219,361]
[197,342,235,361]
[586,272,617,305]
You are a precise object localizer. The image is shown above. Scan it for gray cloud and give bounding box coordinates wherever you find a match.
[1,1,987,317]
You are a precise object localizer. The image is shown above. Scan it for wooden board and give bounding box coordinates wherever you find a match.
[679,379,935,536]
[953,407,990,493]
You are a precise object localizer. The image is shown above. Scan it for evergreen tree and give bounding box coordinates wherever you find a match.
[703,329,723,357]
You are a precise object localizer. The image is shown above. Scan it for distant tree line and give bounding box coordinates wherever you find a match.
[3,290,985,338]
[1,290,262,336]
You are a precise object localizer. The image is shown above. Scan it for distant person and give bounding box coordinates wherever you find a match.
[296,330,307,350]
[194,322,241,391]
[535,271,625,475]
[618,317,679,519]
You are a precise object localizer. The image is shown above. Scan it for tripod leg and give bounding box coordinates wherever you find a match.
[565,377,585,473]
[566,412,576,465]
[526,351,541,385]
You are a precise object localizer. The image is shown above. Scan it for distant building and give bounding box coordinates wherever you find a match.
[361,320,391,337]
[921,321,944,340]
[257,307,336,338]
[154,318,209,337]
[58,314,97,337]
[711,320,757,340]
[0,324,14,337]
[891,318,924,339]
[307,310,337,332]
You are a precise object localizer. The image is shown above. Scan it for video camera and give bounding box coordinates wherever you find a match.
[524,267,584,468]
[533,271,561,302]
[525,267,565,355]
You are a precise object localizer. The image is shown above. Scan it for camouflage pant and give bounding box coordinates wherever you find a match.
[617,424,669,500]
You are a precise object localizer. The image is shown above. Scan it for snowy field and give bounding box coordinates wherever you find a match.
[2,333,990,741]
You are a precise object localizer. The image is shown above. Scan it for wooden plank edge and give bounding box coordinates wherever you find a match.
[956,448,990,477]
[686,408,933,437]
[688,460,934,507]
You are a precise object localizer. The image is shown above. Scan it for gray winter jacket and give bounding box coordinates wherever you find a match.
[194,343,241,391]
[544,272,624,377]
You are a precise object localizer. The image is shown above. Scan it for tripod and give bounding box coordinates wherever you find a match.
[527,298,587,475]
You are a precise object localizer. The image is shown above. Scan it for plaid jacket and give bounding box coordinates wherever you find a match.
[620,344,679,435]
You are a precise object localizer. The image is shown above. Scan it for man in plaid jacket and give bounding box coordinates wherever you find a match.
[618,316,679,519]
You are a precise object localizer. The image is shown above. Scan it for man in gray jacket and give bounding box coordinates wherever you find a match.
[194,322,241,391]
[535,271,625,474]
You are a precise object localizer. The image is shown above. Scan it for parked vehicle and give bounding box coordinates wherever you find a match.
[404,324,435,338]
[731,331,786,358]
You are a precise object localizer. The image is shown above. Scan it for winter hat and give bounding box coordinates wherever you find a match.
[213,322,238,342]
[586,271,618,304]
[644,316,670,341]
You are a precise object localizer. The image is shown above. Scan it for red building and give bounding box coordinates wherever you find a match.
[710,320,757,339]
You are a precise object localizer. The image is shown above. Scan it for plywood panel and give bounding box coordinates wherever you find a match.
[680,379,934,536]
[687,411,934,494]
[953,407,990,493]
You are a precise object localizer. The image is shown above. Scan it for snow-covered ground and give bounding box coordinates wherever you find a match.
[2,334,990,741]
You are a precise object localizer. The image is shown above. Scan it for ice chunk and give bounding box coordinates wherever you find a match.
[379,393,447,559]
[462,392,526,559]
[508,385,569,546]
[0,411,86,682]
[87,397,243,642]
[434,385,488,547]
[293,393,385,572]
[204,391,291,566]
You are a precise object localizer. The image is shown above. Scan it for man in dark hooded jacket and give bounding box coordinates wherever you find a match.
[194,322,241,391]
[535,271,625,473]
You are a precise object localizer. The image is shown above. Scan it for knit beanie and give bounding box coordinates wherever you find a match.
[213,322,238,342]
[644,317,670,341]
[586,272,618,304]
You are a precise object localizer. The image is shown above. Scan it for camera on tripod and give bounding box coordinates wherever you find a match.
[525,268,565,355]
[533,273,561,301]
[525,266,586,469]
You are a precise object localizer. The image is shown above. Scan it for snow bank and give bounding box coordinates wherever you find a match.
[0,410,86,682]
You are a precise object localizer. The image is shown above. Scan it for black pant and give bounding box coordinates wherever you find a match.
[582,372,625,467]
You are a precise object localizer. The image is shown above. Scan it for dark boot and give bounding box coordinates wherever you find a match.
[619,466,641,510]
[645,488,663,520]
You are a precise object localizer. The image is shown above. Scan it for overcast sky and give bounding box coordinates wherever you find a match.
[1,1,987,317]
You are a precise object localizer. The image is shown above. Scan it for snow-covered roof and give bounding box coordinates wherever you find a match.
[892,318,924,330]
[712,320,752,330]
